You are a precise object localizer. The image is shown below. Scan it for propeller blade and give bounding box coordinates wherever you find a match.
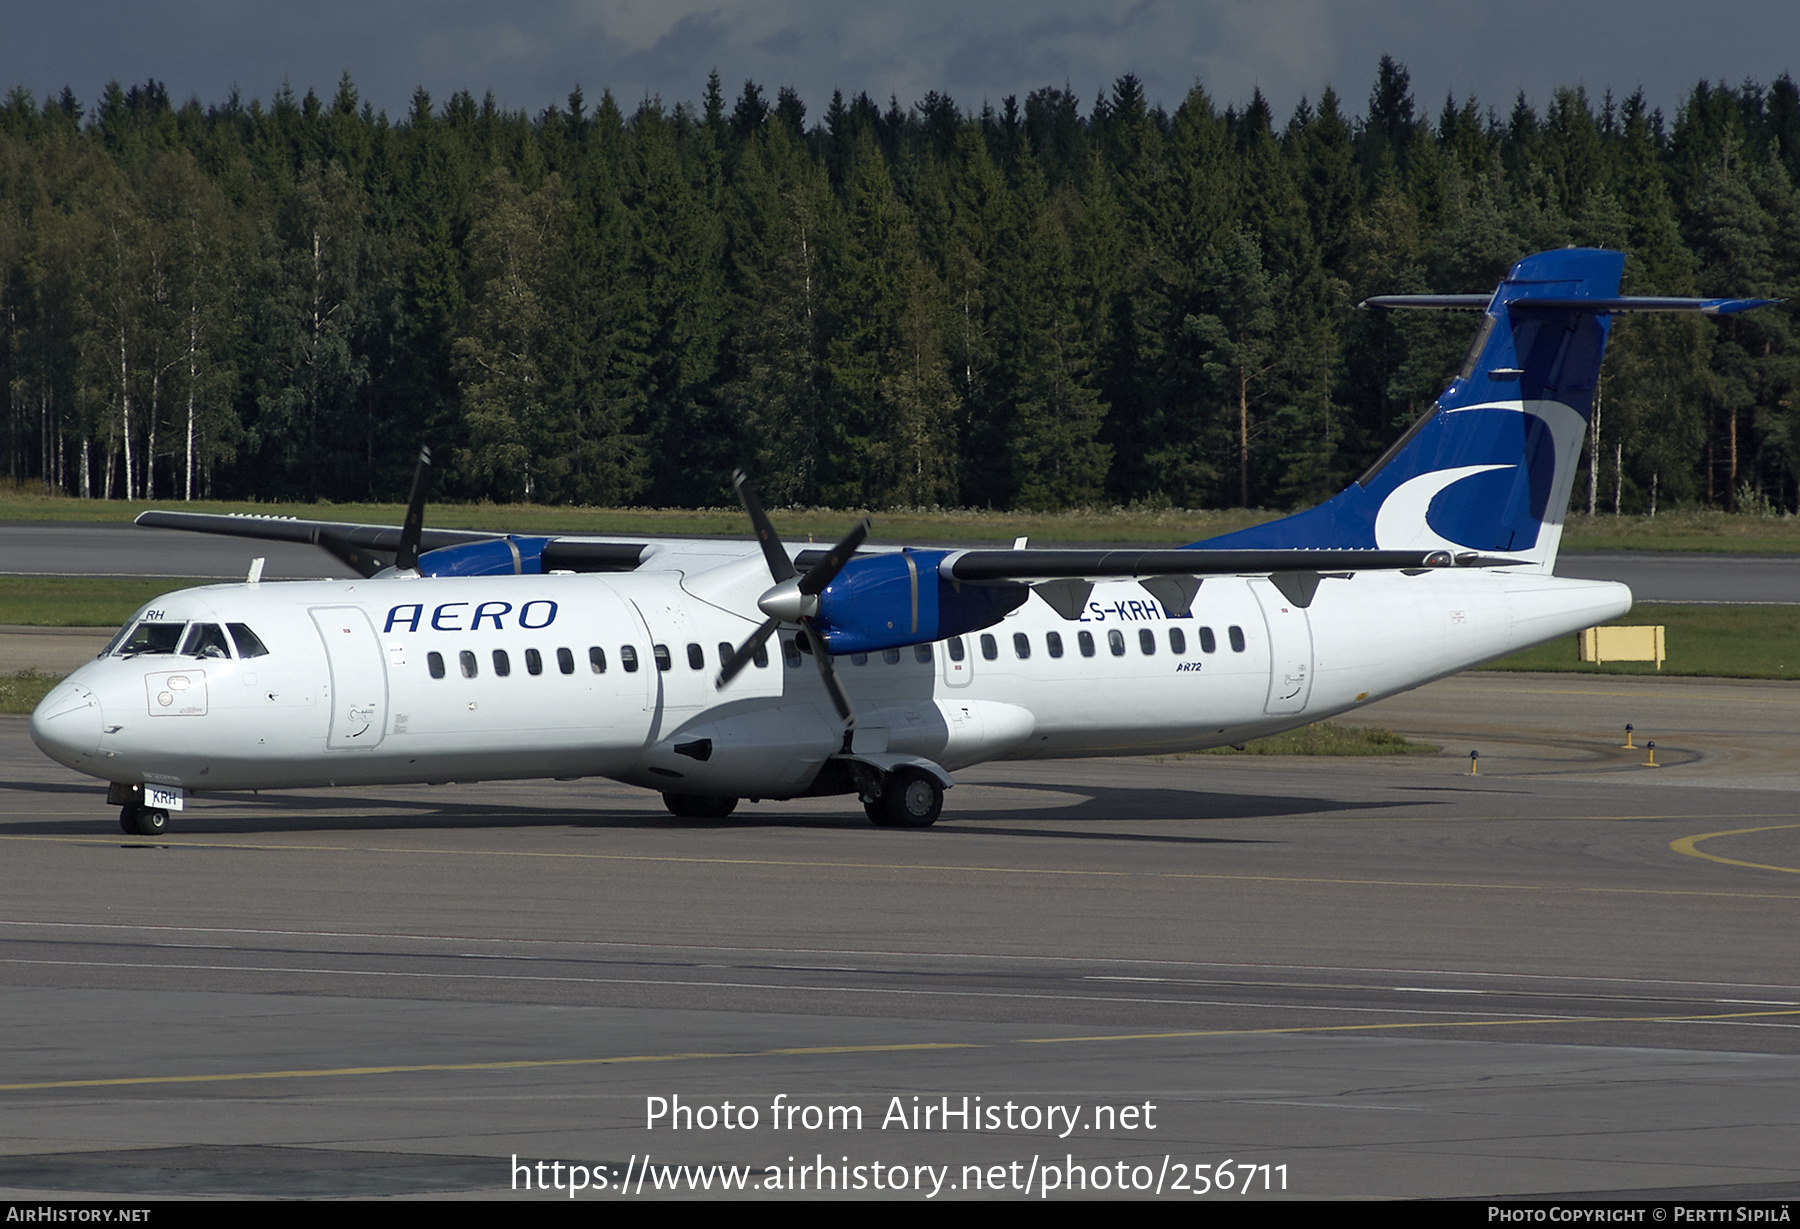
[396,445,433,572]
[797,516,871,596]
[716,617,781,689]
[732,469,797,584]
[802,623,855,727]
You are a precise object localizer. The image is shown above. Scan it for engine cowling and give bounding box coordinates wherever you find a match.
[807,550,1027,654]
[414,537,552,577]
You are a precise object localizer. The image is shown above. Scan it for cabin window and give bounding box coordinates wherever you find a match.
[427,651,445,679]
[119,622,185,656]
[946,637,965,662]
[1169,628,1186,654]
[783,638,801,668]
[1046,631,1064,659]
[850,652,868,666]
[1013,632,1031,660]
[1108,630,1126,657]
[557,647,575,674]
[980,634,998,661]
[621,645,640,672]
[914,643,933,664]
[492,649,511,677]
[653,644,672,671]
[883,647,901,665]
[753,641,769,668]
[588,646,606,673]
[181,623,231,660]
[717,642,735,671]
[1199,627,1217,653]
[228,624,269,658]
[1139,628,1156,656]
[1229,625,1247,652]
[685,642,704,670]
[525,648,543,675]
[1078,630,1096,658]
[460,650,478,678]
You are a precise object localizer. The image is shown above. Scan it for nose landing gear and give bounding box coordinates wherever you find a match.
[119,804,170,836]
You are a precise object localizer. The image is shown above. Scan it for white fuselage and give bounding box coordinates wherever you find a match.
[30,540,1631,801]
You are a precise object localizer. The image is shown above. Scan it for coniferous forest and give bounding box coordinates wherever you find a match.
[1,58,1797,516]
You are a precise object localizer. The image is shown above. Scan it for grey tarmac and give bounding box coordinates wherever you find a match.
[2,672,1798,1200]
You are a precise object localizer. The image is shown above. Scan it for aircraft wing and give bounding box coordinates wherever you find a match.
[136,509,656,577]
[135,510,499,552]
[934,547,1517,580]
[135,510,501,577]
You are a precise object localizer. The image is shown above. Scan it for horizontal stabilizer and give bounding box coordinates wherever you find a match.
[1362,294,1779,315]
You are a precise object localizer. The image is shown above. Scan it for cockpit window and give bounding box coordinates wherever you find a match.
[181,623,232,659]
[228,624,269,658]
[118,622,186,657]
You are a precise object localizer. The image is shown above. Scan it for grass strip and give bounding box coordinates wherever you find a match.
[0,577,210,627]
[0,669,60,714]
[1478,602,1800,680]
[1199,722,1437,756]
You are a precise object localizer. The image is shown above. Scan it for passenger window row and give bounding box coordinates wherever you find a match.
[427,645,610,680]
[424,640,776,680]
[968,625,1247,661]
[781,639,934,668]
[422,625,1244,681]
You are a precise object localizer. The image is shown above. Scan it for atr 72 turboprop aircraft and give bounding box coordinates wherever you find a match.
[30,249,1773,834]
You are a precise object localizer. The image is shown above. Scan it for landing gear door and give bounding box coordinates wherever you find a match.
[310,606,388,749]
[1251,580,1313,716]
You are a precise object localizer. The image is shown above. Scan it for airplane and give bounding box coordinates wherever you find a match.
[28,248,1774,835]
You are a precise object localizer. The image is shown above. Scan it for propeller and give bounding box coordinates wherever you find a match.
[716,469,870,727]
[395,445,433,572]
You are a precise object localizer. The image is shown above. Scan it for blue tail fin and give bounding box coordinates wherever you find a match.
[1193,248,1771,572]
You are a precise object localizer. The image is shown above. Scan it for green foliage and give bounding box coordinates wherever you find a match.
[0,668,60,714]
[1,66,1799,517]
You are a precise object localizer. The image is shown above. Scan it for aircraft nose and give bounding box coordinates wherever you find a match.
[30,681,102,770]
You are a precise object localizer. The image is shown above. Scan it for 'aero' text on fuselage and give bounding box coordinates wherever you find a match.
[384,600,560,634]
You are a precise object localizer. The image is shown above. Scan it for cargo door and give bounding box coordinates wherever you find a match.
[1250,581,1314,716]
[310,606,388,749]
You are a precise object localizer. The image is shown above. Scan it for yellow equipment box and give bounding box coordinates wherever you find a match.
[1579,625,1665,669]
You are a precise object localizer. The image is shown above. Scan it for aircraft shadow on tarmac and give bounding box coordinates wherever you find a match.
[5,776,1430,843]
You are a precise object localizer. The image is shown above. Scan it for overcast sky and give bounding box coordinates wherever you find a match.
[7,1,1797,127]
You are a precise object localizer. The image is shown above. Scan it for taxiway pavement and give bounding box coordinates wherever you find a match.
[2,671,1797,1200]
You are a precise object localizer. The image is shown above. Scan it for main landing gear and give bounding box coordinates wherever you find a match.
[661,793,739,820]
[119,804,170,836]
[660,762,949,828]
[862,766,944,828]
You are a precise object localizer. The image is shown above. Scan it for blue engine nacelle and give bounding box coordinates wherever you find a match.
[809,550,1027,654]
[415,537,551,577]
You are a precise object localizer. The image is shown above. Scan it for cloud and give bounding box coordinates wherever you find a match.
[0,0,1793,125]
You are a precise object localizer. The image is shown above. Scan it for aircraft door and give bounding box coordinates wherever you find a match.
[309,606,388,749]
[1250,580,1314,716]
[942,635,974,687]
